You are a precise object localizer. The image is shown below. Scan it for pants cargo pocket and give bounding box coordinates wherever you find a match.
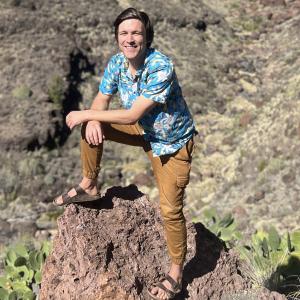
[177,175,189,188]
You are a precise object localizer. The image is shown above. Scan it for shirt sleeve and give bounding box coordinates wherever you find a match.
[99,55,119,95]
[140,61,174,104]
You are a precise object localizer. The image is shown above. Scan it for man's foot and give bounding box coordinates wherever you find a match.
[148,274,182,300]
[53,181,100,206]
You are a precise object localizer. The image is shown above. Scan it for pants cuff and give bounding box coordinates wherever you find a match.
[83,170,99,180]
[171,257,185,265]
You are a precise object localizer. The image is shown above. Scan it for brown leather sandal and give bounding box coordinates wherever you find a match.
[53,185,101,206]
[147,274,182,300]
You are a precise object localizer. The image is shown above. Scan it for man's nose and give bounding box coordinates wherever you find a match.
[126,34,135,43]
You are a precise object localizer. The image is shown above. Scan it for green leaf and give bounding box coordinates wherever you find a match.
[253,253,265,271]
[268,226,281,252]
[0,277,10,289]
[14,266,31,283]
[10,281,31,294]
[291,231,300,251]
[6,250,17,266]
[23,290,35,300]
[209,224,219,235]
[36,252,44,268]
[255,230,268,242]
[41,240,52,257]
[29,252,40,271]
[4,266,19,281]
[34,270,42,284]
[261,237,269,258]
[218,213,234,228]
[14,244,29,258]
[233,231,243,240]
[237,246,250,261]
[203,208,218,221]
[0,288,9,300]
[220,228,234,242]
[8,291,17,300]
[287,232,293,252]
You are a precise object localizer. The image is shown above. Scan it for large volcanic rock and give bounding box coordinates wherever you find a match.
[40,185,287,299]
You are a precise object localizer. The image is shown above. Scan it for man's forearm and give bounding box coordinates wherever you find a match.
[83,109,136,125]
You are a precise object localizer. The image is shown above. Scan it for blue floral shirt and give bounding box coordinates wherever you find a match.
[99,48,195,157]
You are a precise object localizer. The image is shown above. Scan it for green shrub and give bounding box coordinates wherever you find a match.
[48,75,65,109]
[195,208,243,247]
[12,86,32,99]
[0,241,52,300]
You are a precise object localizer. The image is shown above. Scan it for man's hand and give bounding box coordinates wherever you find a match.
[66,111,87,130]
[85,120,104,145]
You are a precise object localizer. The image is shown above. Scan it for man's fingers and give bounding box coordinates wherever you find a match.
[96,126,103,144]
[92,130,99,145]
[85,122,103,145]
[89,132,96,145]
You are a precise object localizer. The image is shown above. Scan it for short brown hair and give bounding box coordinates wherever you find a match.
[114,8,154,48]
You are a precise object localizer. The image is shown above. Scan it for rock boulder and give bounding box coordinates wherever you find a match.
[40,185,286,299]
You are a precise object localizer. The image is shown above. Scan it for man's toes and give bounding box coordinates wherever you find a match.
[150,287,158,295]
[54,196,63,205]
[158,289,166,299]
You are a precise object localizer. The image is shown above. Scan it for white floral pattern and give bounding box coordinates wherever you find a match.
[99,48,195,157]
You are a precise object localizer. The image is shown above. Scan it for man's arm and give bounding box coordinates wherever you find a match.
[85,92,113,145]
[85,96,156,124]
[66,95,157,130]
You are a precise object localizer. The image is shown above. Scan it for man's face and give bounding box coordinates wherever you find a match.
[117,19,147,65]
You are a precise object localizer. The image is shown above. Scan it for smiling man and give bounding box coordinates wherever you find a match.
[53,8,196,300]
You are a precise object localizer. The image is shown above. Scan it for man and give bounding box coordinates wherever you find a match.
[54,7,195,300]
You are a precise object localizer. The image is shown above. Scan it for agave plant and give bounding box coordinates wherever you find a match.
[238,227,300,297]
[197,208,243,247]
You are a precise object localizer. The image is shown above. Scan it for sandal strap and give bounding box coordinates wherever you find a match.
[155,282,175,298]
[164,274,181,292]
[74,185,85,195]
[57,186,84,205]
[61,192,73,204]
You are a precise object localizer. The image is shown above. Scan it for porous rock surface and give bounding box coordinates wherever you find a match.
[40,186,286,300]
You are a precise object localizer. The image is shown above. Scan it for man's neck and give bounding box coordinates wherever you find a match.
[128,51,147,77]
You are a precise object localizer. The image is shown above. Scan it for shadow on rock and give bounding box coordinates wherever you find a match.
[78,184,145,210]
[178,223,223,299]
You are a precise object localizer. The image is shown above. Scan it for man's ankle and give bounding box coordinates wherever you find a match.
[80,178,97,190]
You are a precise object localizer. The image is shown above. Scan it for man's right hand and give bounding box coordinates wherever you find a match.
[85,120,104,145]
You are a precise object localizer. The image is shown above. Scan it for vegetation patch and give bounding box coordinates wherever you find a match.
[198,208,300,298]
[12,86,32,100]
[0,241,51,300]
[47,75,65,109]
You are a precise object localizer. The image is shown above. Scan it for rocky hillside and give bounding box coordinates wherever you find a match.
[0,0,299,249]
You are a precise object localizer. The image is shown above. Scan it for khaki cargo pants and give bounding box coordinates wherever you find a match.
[80,122,194,265]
